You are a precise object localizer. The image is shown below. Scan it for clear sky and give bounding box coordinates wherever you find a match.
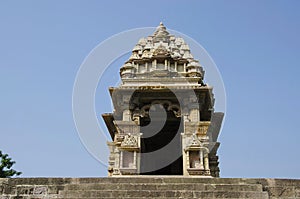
[0,1,299,178]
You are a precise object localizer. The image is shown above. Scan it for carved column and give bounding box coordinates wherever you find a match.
[165,59,168,69]
[204,154,209,170]
[189,108,199,122]
[199,149,204,170]
[113,148,120,175]
[153,59,157,70]
[189,95,200,122]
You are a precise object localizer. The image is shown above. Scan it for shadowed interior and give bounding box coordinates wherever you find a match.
[140,106,183,175]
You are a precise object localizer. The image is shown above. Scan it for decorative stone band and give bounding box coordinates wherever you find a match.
[184,121,211,136]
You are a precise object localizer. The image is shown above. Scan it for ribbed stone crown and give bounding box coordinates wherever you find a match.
[120,22,205,82]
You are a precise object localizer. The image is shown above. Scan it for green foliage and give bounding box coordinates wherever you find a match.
[0,150,22,178]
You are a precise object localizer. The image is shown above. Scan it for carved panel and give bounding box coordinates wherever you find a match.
[121,134,138,148]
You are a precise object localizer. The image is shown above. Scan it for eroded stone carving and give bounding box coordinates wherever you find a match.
[121,134,138,148]
[189,133,202,147]
[33,186,47,195]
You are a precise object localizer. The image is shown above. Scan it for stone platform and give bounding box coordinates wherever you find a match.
[1,177,300,199]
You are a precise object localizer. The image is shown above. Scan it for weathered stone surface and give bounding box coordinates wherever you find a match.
[103,22,222,177]
[1,177,300,198]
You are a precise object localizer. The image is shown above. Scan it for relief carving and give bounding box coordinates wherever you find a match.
[121,134,138,148]
[188,133,202,147]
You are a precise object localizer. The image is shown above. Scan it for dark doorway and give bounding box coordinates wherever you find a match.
[140,105,183,175]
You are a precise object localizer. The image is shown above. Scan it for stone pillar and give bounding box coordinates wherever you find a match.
[199,149,204,170]
[114,148,120,175]
[133,151,137,168]
[120,151,124,168]
[204,154,209,170]
[137,133,142,174]
[164,59,167,70]
[181,133,188,176]
[153,59,157,69]
[186,151,190,167]
[189,108,199,122]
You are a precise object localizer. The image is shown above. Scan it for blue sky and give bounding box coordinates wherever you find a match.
[0,1,299,178]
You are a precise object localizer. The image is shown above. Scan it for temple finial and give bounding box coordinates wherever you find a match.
[154,22,167,36]
[158,22,165,29]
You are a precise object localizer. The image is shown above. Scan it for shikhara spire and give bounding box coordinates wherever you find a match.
[120,23,204,84]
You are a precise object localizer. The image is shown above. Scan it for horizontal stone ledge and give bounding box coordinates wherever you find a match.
[3,177,300,186]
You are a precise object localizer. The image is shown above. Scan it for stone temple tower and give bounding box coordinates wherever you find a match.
[102,23,223,177]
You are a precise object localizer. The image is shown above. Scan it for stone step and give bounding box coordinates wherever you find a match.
[264,186,300,199]
[3,178,300,198]
[73,177,255,185]
[49,196,262,199]
[64,183,263,192]
[7,177,258,186]
[61,190,269,198]
[58,198,265,199]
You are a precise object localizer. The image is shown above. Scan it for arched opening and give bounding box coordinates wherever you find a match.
[140,104,183,175]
